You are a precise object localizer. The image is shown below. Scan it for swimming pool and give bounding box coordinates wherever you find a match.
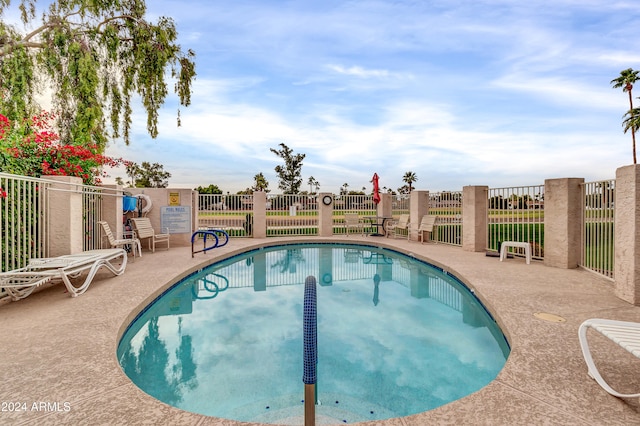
[118,243,509,424]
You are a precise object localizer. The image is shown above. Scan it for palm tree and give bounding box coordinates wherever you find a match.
[402,171,418,192]
[611,68,640,164]
[623,106,640,149]
[307,176,319,194]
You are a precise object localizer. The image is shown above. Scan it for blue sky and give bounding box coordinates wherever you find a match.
[102,0,640,194]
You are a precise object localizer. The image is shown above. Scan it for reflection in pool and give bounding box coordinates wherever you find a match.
[118,243,509,424]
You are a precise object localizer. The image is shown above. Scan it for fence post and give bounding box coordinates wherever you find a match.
[318,192,334,237]
[614,165,640,305]
[46,175,83,257]
[379,193,392,219]
[544,178,584,269]
[462,186,488,252]
[409,190,429,241]
[253,191,267,238]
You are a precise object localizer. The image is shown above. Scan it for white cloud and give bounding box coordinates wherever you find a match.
[100,1,639,193]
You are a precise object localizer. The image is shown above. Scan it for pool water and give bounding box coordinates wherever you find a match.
[118,243,509,424]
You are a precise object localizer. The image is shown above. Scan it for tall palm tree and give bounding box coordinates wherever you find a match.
[402,171,418,192]
[611,68,640,164]
[307,176,319,194]
[623,106,640,146]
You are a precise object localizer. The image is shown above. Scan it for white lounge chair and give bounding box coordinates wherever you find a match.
[386,214,410,239]
[578,318,640,398]
[98,221,141,260]
[0,248,128,300]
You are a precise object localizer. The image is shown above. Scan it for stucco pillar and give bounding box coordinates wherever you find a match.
[318,192,334,237]
[614,165,640,304]
[462,186,488,252]
[379,193,393,219]
[46,175,84,256]
[252,191,267,238]
[409,190,429,241]
[543,177,584,269]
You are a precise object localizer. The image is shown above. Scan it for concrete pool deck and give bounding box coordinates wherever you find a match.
[1,236,639,425]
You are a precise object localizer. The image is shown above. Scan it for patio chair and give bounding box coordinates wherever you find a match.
[98,221,141,260]
[344,213,364,236]
[578,318,640,398]
[416,215,437,244]
[0,248,128,300]
[386,214,410,239]
[130,217,170,252]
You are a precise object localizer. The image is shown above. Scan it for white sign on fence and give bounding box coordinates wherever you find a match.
[160,206,192,234]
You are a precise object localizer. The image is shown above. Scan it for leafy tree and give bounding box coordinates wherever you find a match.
[0,1,196,150]
[127,161,170,188]
[270,143,305,194]
[402,171,418,192]
[195,184,222,195]
[611,68,640,164]
[252,172,270,193]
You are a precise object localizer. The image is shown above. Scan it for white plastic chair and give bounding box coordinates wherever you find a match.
[386,214,410,239]
[98,221,141,259]
[344,213,363,236]
[416,215,437,243]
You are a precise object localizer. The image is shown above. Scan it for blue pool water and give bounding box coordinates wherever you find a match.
[118,243,509,424]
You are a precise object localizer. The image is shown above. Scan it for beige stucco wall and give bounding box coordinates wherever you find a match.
[252,191,267,238]
[462,186,488,252]
[614,165,640,304]
[409,190,429,241]
[543,178,584,269]
[317,192,335,237]
[125,188,197,247]
[46,176,84,256]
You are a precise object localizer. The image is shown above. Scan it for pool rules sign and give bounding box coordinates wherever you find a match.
[160,206,191,234]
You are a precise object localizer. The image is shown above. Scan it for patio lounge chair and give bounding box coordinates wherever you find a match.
[130,217,170,252]
[416,215,437,243]
[386,214,410,239]
[578,318,640,398]
[0,248,128,300]
[98,221,141,260]
[344,213,364,236]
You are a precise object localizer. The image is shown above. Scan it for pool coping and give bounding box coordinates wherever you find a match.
[1,236,639,425]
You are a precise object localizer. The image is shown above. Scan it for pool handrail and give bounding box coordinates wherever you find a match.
[191,229,229,257]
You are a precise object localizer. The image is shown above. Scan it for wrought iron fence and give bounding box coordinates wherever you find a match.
[391,194,409,216]
[429,191,463,246]
[0,173,124,274]
[198,194,253,237]
[580,180,615,279]
[1,173,48,273]
[266,194,318,237]
[487,185,545,260]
